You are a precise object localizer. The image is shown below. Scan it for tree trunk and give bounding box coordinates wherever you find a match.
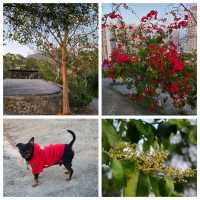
[60,32,70,114]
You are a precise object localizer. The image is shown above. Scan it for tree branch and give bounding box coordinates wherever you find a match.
[180,3,197,25]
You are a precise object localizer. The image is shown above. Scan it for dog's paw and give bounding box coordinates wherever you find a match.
[32,180,39,187]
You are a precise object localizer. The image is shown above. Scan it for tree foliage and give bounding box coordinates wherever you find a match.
[102,119,197,197]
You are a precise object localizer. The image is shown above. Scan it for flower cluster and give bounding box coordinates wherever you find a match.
[109,142,196,183]
[168,15,189,33]
[102,5,196,112]
[141,10,158,22]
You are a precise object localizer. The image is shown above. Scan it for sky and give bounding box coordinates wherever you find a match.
[4,3,194,57]
[102,3,193,24]
[3,41,36,57]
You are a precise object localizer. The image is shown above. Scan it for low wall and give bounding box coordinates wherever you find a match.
[4,79,63,115]
[4,93,62,115]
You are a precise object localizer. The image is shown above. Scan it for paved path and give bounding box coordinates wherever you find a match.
[4,79,61,96]
[4,119,98,197]
[102,78,154,115]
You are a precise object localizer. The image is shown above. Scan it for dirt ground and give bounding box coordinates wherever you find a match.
[3,119,98,197]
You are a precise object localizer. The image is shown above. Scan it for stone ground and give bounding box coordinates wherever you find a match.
[3,119,98,197]
[102,78,156,115]
[102,78,196,115]
[4,79,61,96]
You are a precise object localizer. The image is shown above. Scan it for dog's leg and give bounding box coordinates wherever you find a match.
[68,168,73,180]
[64,163,73,180]
[32,174,39,187]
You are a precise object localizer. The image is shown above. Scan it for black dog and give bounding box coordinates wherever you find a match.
[16,129,75,187]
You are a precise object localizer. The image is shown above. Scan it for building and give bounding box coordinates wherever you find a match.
[102,26,116,60]
[186,5,197,52]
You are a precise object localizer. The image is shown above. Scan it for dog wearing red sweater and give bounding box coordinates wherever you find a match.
[16,129,76,187]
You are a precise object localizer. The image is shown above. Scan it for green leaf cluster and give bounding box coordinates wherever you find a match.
[102,119,197,197]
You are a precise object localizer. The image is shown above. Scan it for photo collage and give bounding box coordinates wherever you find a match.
[1,1,198,198]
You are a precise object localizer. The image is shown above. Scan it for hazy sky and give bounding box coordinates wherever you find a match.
[4,3,194,57]
[102,3,193,24]
[3,41,36,57]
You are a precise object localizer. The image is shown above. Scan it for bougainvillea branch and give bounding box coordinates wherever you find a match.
[102,4,196,113]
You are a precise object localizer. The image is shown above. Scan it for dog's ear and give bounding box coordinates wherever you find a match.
[28,137,34,145]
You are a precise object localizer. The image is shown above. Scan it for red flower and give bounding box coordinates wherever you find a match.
[141,16,148,22]
[102,24,106,29]
[169,57,184,73]
[109,11,122,19]
[109,11,118,19]
[179,92,184,98]
[178,20,188,28]
[111,25,118,29]
[147,10,158,20]
[117,44,123,49]
[169,83,179,94]
[102,59,111,69]
[184,83,190,92]
[144,86,149,93]
[173,60,184,73]
[116,53,129,63]
[111,48,120,58]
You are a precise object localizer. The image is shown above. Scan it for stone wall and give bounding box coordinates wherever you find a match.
[4,92,62,115]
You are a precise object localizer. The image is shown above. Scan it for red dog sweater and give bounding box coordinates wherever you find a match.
[29,143,65,175]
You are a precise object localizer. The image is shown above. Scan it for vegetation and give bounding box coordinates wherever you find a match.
[102,4,196,113]
[3,52,98,111]
[102,119,197,196]
[4,3,98,114]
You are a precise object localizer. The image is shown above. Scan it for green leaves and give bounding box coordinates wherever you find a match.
[138,48,148,58]
[150,175,161,196]
[159,177,175,196]
[136,172,151,196]
[112,158,124,186]
[102,119,197,197]
[123,160,139,196]
[126,119,156,151]
[102,120,120,150]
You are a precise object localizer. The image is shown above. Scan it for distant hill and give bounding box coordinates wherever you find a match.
[27,53,47,60]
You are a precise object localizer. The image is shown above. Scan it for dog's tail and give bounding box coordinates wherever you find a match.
[66,129,76,147]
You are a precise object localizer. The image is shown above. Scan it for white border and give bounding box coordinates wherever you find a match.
[1,0,199,199]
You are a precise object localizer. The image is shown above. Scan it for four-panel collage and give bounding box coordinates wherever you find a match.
[2,1,198,198]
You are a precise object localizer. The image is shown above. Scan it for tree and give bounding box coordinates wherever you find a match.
[102,119,197,196]
[4,3,98,114]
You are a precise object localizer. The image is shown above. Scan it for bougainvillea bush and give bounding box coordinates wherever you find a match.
[102,119,197,196]
[102,4,196,113]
